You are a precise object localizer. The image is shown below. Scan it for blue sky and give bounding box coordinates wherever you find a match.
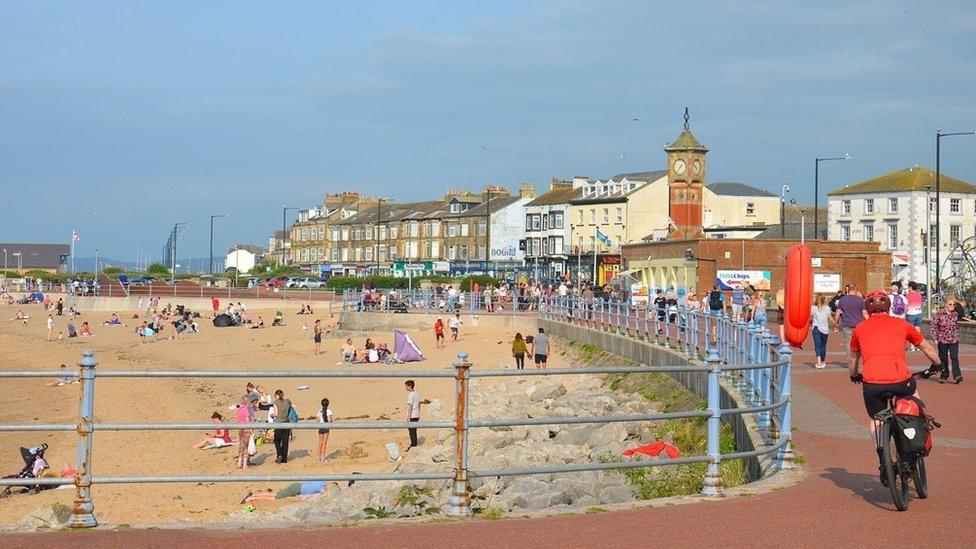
[2,1,974,260]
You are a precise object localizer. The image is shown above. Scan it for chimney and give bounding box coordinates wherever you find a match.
[551,177,572,191]
[519,182,536,199]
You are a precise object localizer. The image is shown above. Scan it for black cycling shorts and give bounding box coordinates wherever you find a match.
[862,378,916,419]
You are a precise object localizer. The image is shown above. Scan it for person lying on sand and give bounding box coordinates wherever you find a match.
[7,309,29,321]
[241,481,341,504]
[46,364,77,387]
[192,412,233,449]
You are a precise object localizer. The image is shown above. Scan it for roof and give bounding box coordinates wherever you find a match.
[446,195,521,217]
[784,205,826,223]
[611,170,667,182]
[827,167,976,196]
[752,222,828,240]
[664,129,707,152]
[570,176,655,205]
[525,186,582,207]
[707,182,776,197]
[0,243,70,269]
[228,244,267,255]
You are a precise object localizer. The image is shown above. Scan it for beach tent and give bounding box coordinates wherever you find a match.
[212,314,237,328]
[31,292,44,303]
[393,330,424,362]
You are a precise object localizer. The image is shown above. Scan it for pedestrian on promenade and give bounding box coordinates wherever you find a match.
[317,398,334,462]
[512,332,527,370]
[434,318,445,349]
[833,285,867,361]
[313,319,323,355]
[889,283,907,320]
[271,390,293,463]
[811,294,832,368]
[731,286,745,322]
[404,380,421,451]
[532,327,550,369]
[931,299,963,384]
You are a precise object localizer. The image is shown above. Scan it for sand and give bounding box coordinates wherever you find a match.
[0,298,562,526]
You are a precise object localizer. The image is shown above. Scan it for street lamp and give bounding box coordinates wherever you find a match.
[281,206,300,266]
[210,214,228,275]
[935,130,975,297]
[925,185,932,318]
[814,153,852,240]
[780,183,791,238]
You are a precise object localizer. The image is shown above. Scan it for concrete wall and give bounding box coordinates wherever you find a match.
[62,294,332,313]
[340,311,536,332]
[539,317,773,482]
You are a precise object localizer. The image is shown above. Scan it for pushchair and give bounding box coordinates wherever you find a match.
[67,323,78,338]
[1,444,48,497]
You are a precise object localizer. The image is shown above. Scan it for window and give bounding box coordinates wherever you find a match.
[430,221,440,237]
[553,212,564,229]
[950,225,961,246]
[842,200,851,215]
[577,210,584,224]
[590,209,596,224]
[950,198,960,214]
[929,197,936,213]
[602,208,609,224]
[379,226,387,240]
[408,222,419,237]
[542,214,549,231]
[331,229,339,241]
[331,249,339,261]
[448,245,457,260]
[888,197,898,214]
[431,241,440,258]
[341,229,349,241]
[589,235,595,250]
[615,235,622,249]
[424,241,433,259]
[448,224,458,237]
[365,227,374,240]
[477,221,486,236]
[390,226,398,239]
[542,237,549,255]
[863,223,874,241]
[354,248,362,261]
[615,207,623,223]
[478,244,486,259]
[341,249,349,261]
[864,198,875,214]
[460,245,468,259]
[888,224,899,249]
[930,224,937,248]
[379,245,387,261]
[365,248,373,261]
[461,223,469,237]
[840,224,851,241]
[526,214,533,231]
[552,236,563,254]
[746,202,756,216]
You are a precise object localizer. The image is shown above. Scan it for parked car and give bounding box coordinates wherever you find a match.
[128,276,155,286]
[259,276,290,289]
[286,276,325,289]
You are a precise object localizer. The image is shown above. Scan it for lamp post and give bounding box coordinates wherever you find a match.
[780,183,791,238]
[814,153,852,240]
[935,130,975,298]
[209,214,227,275]
[281,206,300,266]
[925,185,932,318]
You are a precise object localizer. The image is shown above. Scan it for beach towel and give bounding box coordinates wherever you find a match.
[202,439,235,450]
[622,441,681,459]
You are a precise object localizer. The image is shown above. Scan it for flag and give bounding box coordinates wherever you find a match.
[596,228,612,248]
[72,230,80,242]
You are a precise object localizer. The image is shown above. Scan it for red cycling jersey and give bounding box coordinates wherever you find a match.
[850,313,923,384]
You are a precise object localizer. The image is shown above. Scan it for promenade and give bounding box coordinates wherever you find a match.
[5,326,975,548]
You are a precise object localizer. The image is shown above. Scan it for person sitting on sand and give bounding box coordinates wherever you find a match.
[7,309,29,322]
[242,481,341,504]
[340,339,356,364]
[46,364,76,387]
[79,322,92,337]
[102,313,124,326]
[272,311,285,326]
[250,316,265,329]
[193,412,232,449]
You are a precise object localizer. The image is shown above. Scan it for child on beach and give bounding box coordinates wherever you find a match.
[193,412,232,449]
[434,318,445,349]
[316,398,334,462]
[236,396,253,469]
[449,313,461,342]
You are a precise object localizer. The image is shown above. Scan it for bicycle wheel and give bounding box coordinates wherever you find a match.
[913,454,928,499]
[880,421,910,511]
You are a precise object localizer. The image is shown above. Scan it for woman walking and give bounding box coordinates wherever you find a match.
[235,395,253,469]
[512,332,527,370]
[316,398,334,462]
[931,298,963,384]
[810,294,832,369]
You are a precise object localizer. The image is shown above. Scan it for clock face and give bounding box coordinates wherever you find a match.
[673,159,687,176]
[692,159,702,176]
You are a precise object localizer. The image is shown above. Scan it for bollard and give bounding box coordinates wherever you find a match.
[701,347,725,497]
[68,350,97,528]
[776,342,795,469]
[445,352,472,516]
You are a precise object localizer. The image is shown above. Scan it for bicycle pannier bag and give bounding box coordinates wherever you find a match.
[893,397,932,456]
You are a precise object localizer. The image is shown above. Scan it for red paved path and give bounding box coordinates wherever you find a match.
[5,327,975,548]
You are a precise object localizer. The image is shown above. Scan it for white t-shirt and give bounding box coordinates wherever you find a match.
[46,317,53,329]
[449,317,460,329]
[406,391,421,419]
[317,408,334,424]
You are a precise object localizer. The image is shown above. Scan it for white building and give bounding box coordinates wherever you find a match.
[827,166,976,284]
[522,178,578,280]
[225,245,266,274]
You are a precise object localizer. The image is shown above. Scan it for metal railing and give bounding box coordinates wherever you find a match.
[59,283,339,302]
[0,300,792,528]
[342,288,542,314]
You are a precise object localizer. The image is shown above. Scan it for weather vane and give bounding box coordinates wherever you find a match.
[683,107,690,130]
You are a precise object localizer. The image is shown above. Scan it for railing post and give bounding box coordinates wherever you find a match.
[702,347,724,497]
[68,349,97,528]
[445,352,472,516]
[776,341,795,469]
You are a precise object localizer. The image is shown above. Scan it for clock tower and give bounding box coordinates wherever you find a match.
[665,108,708,239]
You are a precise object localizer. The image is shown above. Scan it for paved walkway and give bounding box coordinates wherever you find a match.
[6,330,975,548]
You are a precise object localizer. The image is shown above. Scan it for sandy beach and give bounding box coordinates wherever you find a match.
[0,297,561,526]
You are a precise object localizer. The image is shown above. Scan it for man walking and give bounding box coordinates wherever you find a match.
[272,389,293,463]
[834,285,867,361]
[532,327,550,369]
[404,380,421,451]
[731,285,745,322]
[449,313,461,342]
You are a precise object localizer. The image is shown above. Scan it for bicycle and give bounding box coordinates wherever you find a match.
[869,365,941,511]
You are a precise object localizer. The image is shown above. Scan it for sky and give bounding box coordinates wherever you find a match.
[2,1,975,261]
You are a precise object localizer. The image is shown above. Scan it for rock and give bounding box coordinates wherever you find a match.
[530,383,567,402]
[13,505,71,531]
[587,423,628,449]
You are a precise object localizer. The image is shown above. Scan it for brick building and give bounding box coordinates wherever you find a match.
[621,238,891,297]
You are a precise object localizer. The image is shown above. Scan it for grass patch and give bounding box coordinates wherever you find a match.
[585,506,607,514]
[482,507,504,521]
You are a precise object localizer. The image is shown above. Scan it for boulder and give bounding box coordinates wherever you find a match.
[530,383,567,402]
[587,423,628,449]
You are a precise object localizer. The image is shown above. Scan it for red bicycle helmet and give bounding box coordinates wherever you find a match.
[864,290,891,315]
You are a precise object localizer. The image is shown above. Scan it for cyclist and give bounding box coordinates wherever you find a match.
[849,290,941,484]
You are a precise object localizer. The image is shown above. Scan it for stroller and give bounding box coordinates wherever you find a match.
[1,444,48,497]
[67,323,78,338]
